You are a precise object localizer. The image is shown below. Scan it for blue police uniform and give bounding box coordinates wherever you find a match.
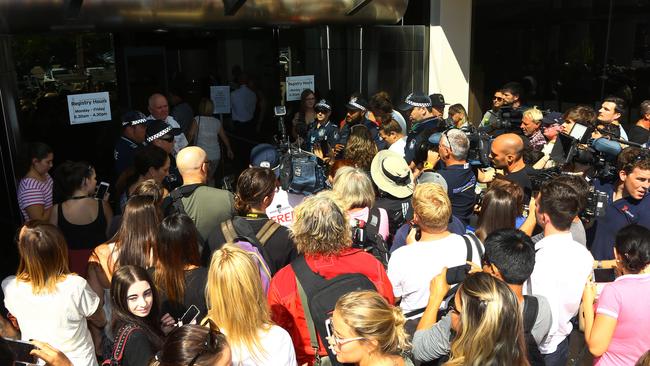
[404,117,445,164]
[437,163,477,225]
[588,180,650,260]
[305,120,340,152]
[114,136,144,177]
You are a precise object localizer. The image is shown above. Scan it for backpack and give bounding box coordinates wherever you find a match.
[279,150,326,195]
[162,183,207,251]
[220,217,280,274]
[102,324,140,366]
[523,295,545,366]
[352,207,390,267]
[292,255,377,366]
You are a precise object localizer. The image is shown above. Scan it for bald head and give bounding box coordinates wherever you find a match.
[148,93,169,120]
[177,146,207,182]
[490,133,525,171]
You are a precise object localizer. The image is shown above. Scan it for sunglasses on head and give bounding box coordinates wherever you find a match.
[187,319,223,366]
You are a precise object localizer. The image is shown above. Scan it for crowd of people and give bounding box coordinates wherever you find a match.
[3,81,650,366]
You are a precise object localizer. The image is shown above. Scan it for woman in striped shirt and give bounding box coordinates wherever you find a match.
[17,142,54,222]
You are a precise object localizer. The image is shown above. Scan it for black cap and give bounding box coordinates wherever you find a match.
[398,92,432,111]
[429,93,449,107]
[145,119,181,143]
[315,99,332,111]
[121,110,147,127]
[346,96,369,111]
[541,111,563,126]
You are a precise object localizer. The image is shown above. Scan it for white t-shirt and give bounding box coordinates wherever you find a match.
[526,232,593,354]
[388,136,407,157]
[229,325,297,366]
[266,188,305,227]
[388,234,483,313]
[2,275,100,366]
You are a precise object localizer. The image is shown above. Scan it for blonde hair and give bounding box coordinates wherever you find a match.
[205,244,272,362]
[446,273,529,366]
[332,166,375,210]
[198,98,214,116]
[16,222,70,294]
[522,107,543,123]
[335,291,410,356]
[290,191,351,255]
[412,183,451,232]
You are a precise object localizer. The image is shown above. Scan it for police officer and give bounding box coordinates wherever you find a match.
[305,99,340,154]
[114,110,148,177]
[399,92,447,167]
[339,95,386,150]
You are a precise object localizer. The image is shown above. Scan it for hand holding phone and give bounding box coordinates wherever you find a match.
[94,182,109,201]
[3,338,38,364]
[593,268,616,283]
[178,305,200,326]
[446,264,471,285]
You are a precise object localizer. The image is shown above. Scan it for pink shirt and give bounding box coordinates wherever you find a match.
[595,273,650,366]
[17,174,53,221]
[347,207,389,241]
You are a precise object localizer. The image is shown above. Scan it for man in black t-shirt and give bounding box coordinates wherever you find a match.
[435,129,476,225]
[490,133,535,203]
[628,100,650,145]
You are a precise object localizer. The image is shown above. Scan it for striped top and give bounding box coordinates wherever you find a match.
[17,174,53,221]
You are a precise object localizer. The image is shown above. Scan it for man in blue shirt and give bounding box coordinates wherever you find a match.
[589,147,650,260]
[339,95,385,150]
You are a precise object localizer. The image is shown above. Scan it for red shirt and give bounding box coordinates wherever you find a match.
[268,248,394,366]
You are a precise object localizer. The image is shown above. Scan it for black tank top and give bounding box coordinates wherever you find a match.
[58,200,108,250]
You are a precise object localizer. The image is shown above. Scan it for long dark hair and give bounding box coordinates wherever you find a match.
[151,323,228,366]
[154,214,201,304]
[53,161,94,202]
[110,265,164,350]
[112,195,159,270]
[475,181,523,242]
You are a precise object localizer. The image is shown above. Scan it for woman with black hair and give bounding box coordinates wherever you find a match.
[150,213,208,323]
[582,224,650,365]
[17,142,54,221]
[108,265,175,366]
[149,324,230,366]
[115,145,170,212]
[50,161,113,276]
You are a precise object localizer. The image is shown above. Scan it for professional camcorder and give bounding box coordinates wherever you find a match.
[482,105,524,134]
[424,126,492,168]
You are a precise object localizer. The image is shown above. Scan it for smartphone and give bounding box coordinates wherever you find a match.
[94,181,109,200]
[319,140,330,156]
[324,318,337,355]
[446,264,471,285]
[178,305,200,326]
[274,106,286,116]
[593,268,616,283]
[3,338,38,365]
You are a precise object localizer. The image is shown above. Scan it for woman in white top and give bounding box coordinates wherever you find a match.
[190,98,233,187]
[2,221,105,366]
[205,244,297,366]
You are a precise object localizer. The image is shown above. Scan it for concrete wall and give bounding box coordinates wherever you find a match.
[428,0,472,116]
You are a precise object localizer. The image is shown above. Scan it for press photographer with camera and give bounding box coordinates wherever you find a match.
[596,96,629,141]
[589,147,650,261]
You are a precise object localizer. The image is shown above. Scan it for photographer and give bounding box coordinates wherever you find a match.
[437,129,477,225]
[490,133,536,203]
[596,96,628,140]
[589,147,650,261]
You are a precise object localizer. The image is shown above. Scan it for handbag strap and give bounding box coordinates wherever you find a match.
[109,324,140,364]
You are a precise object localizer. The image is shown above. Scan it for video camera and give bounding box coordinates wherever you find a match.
[482,105,524,134]
[423,126,492,169]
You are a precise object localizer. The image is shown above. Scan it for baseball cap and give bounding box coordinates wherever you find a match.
[250,143,280,176]
[429,93,449,107]
[541,111,563,126]
[417,171,448,192]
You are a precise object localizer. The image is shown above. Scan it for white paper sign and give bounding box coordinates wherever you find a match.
[67,92,112,125]
[210,86,231,114]
[286,75,315,102]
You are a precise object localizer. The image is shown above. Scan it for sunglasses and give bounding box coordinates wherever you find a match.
[188,319,223,366]
[315,108,330,114]
[493,96,504,102]
[160,136,174,143]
